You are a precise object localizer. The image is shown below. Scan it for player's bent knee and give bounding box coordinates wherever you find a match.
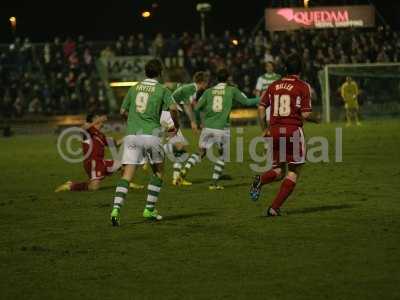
[286,171,298,182]
[122,164,136,181]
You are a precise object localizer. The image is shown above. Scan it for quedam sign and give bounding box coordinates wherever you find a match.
[265,5,375,31]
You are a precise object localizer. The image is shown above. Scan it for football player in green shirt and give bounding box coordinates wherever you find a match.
[177,68,259,190]
[161,72,209,186]
[255,61,281,123]
[110,59,180,225]
[255,61,281,96]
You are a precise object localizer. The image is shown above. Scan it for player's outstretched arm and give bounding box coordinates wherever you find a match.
[194,90,207,112]
[82,115,107,130]
[120,87,133,120]
[233,87,260,107]
[245,97,260,107]
[183,103,198,133]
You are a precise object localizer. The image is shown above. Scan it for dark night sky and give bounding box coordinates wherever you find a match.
[1,0,399,42]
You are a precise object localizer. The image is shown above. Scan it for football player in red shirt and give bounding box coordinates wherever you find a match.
[55,113,125,192]
[250,54,318,216]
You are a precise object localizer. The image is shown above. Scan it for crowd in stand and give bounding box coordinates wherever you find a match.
[1,26,399,117]
[0,36,107,118]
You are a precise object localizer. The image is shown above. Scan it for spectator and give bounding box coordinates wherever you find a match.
[377,48,389,62]
[13,97,24,117]
[136,33,148,55]
[63,37,76,58]
[28,97,42,114]
[101,46,115,60]
[264,45,274,63]
[152,33,164,57]
[1,93,13,118]
[1,26,400,116]
[68,51,79,69]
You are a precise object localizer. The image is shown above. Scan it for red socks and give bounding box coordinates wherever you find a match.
[271,178,296,210]
[261,169,297,210]
[260,169,279,185]
[70,182,88,191]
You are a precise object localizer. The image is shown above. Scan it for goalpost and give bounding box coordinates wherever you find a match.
[319,63,400,123]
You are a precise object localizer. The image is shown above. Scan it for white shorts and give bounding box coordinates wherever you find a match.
[160,111,187,145]
[167,129,187,145]
[160,111,175,131]
[122,135,164,165]
[199,128,230,149]
[108,160,122,173]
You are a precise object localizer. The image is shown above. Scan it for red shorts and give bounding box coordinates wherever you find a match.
[268,125,306,167]
[83,159,120,181]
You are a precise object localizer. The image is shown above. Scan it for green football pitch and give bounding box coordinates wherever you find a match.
[1,120,399,299]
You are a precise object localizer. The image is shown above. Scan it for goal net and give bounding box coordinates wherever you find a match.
[319,63,400,123]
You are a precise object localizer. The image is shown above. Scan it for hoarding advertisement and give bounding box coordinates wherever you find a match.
[265,5,375,31]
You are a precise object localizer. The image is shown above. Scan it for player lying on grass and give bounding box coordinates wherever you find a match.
[55,113,144,192]
[177,68,259,190]
[110,59,180,225]
[250,54,319,216]
[161,71,209,186]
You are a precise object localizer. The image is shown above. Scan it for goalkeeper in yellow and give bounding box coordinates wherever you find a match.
[340,76,361,126]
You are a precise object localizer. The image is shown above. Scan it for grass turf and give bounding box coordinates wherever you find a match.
[0,120,399,299]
